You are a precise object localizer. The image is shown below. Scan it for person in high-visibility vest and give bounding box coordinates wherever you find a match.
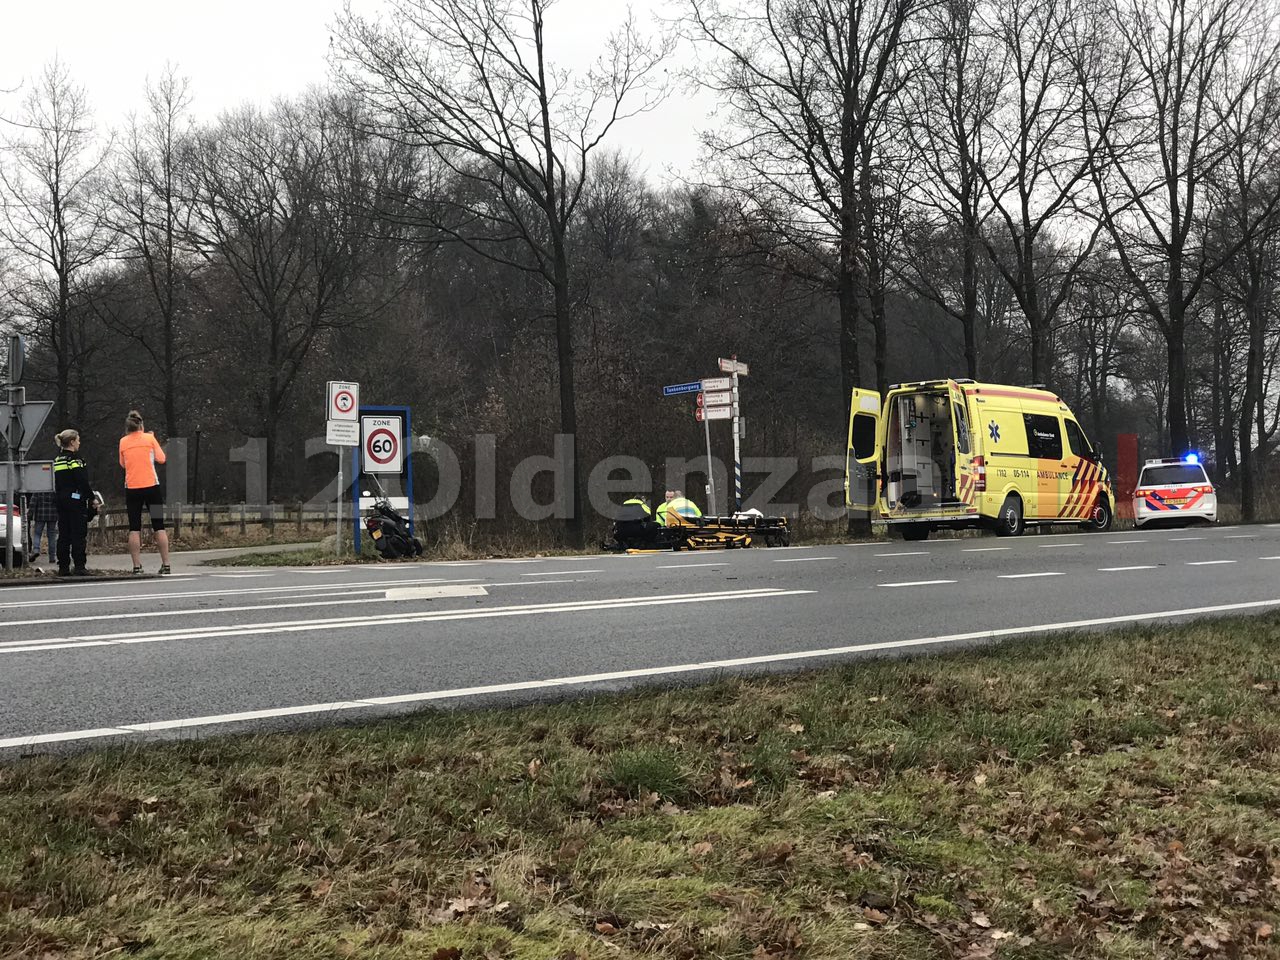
[655,489,676,526]
[614,496,652,547]
[666,490,702,522]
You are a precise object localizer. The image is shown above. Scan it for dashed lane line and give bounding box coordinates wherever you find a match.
[998,572,1065,579]
[878,579,957,588]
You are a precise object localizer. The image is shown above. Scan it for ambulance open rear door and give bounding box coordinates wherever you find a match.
[845,388,882,509]
[947,381,975,506]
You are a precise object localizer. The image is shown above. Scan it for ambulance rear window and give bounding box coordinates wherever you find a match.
[1140,464,1208,486]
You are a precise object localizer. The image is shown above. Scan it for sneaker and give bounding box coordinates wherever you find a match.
[132,565,144,576]
[158,565,171,576]
[57,565,71,577]
[73,567,89,577]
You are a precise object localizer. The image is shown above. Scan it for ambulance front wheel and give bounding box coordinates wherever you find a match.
[1088,498,1113,533]
[901,524,930,542]
[994,495,1025,537]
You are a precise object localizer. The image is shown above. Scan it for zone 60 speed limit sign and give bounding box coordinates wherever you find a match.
[361,416,403,474]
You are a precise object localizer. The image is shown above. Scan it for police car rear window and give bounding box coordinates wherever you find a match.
[1140,464,1208,486]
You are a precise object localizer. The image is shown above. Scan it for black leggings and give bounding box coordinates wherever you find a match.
[56,504,87,570]
[126,486,166,532]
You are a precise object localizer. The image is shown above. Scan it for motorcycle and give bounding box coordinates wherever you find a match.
[362,476,423,559]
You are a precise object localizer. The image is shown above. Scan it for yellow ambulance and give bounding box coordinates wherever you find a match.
[846,379,1115,540]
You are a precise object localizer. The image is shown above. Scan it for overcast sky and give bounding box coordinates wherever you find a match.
[0,0,711,180]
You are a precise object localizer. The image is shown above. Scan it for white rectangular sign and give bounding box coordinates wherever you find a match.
[326,420,359,446]
[703,390,732,406]
[698,405,733,421]
[701,376,732,392]
[361,416,403,473]
[327,381,359,421]
[718,358,749,375]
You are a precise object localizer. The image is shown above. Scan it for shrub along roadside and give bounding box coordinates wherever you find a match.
[2,618,1278,959]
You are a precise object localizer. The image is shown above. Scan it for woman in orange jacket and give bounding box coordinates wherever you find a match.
[119,410,171,575]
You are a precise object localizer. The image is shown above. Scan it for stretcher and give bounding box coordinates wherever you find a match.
[603,512,791,552]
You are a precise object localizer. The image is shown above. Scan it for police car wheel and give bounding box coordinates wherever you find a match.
[1088,499,1113,532]
[995,495,1024,537]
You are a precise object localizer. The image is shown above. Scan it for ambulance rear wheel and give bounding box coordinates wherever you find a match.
[1087,498,1113,533]
[995,495,1025,537]
[901,524,930,542]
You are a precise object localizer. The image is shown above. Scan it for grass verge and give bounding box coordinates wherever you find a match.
[3,618,1279,959]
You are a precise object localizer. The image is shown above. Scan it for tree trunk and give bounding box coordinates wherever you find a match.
[551,231,584,547]
[961,221,979,379]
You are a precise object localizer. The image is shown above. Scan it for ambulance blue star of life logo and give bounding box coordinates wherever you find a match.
[988,421,1000,443]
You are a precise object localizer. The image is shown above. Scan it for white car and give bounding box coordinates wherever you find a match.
[0,503,27,566]
[1133,456,1217,528]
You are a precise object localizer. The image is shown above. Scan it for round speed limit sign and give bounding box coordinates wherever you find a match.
[360,417,403,473]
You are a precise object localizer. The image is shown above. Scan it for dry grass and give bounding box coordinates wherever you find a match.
[3,620,1279,959]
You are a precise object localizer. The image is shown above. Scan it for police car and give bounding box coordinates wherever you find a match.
[1132,455,1217,528]
[0,502,27,566]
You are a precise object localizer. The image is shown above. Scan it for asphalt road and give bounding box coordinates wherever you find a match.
[3,523,1280,753]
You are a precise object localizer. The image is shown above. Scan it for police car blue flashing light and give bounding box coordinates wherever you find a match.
[1184,453,1200,465]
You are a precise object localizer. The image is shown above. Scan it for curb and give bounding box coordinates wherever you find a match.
[0,572,163,588]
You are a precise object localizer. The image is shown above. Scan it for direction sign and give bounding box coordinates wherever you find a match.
[718,358,749,375]
[662,380,702,397]
[701,376,732,392]
[701,390,732,406]
[696,405,732,422]
[328,381,359,421]
[0,400,53,454]
[326,420,359,446]
[361,415,403,473]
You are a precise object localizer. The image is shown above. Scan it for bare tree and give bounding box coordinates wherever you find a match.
[975,0,1104,387]
[900,0,999,377]
[1080,0,1280,453]
[0,59,111,422]
[686,0,918,404]
[105,66,197,438]
[180,97,409,495]
[335,0,669,545]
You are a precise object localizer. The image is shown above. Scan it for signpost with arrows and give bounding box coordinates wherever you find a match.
[661,356,749,516]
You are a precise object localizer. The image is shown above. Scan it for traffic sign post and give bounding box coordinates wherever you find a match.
[4,336,35,571]
[325,381,360,556]
[352,405,413,555]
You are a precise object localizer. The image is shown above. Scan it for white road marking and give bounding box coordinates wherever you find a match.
[1107,539,1148,544]
[0,587,813,656]
[14,595,1280,750]
[211,573,274,579]
[1040,543,1082,548]
[963,547,1010,553]
[874,551,930,557]
[1187,560,1237,566]
[1168,537,1204,541]
[655,563,725,569]
[1099,565,1157,572]
[998,572,1065,579]
[878,579,957,587]
[520,569,603,576]
[774,557,839,563]
[1224,535,1254,539]
[0,577,473,611]
[1261,556,1280,561]
[385,585,488,601]
[0,576,199,593]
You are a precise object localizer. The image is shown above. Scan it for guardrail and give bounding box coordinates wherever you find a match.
[87,503,339,544]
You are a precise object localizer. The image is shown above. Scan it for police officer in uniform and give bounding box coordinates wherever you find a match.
[53,429,95,577]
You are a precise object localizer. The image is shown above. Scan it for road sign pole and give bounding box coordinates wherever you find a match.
[336,448,343,557]
[731,371,742,511]
[4,388,17,571]
[702,406,716,516]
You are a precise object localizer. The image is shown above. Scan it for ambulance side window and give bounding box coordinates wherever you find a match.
[1064,419,1094,459]
[1024,414,1063,459]
[851,413,877,460]
[953,403,971,454]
